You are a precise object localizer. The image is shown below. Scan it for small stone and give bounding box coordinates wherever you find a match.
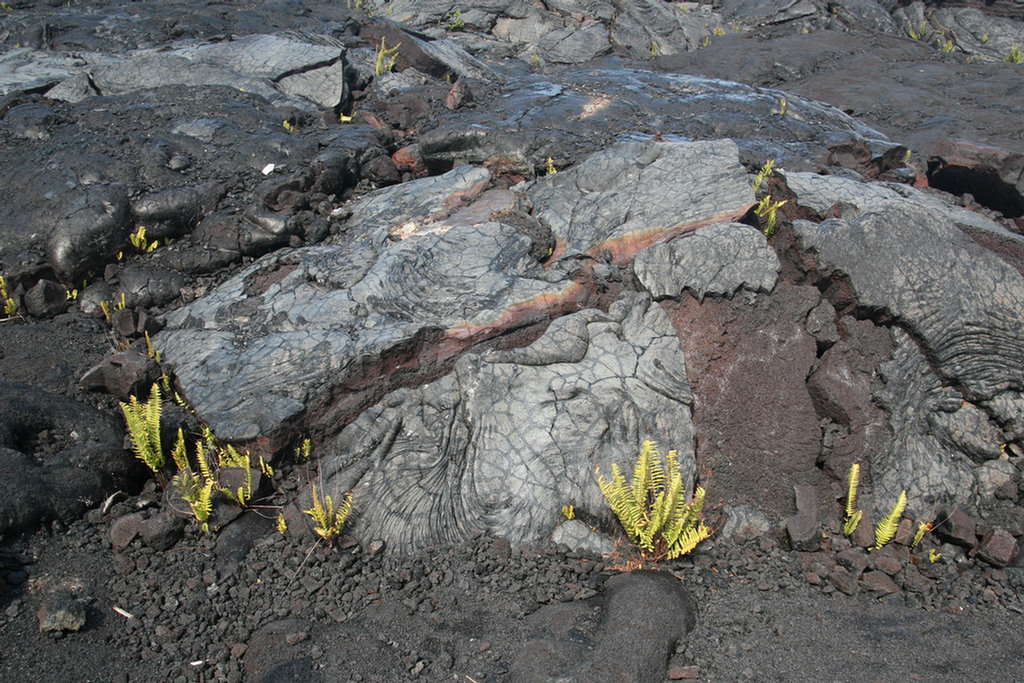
[828,566,859,595]
[851,509,875,549]
[368,539,386,556]
[139,513,184,551]
[859,571,900,596]
[872,554,904,576]
[490,537,511,559]
[835,549,868,577]
[670,665,700,679]
[902,565,933,593]
[109,512,144,552]
[893,518,915,546]
[977,528,1018,568]
[935,508,977,550]
[786,485,821,551]
[37,592,87,632]
[230,643,248,659]
[285,631,308,646]
[24,279,70,318]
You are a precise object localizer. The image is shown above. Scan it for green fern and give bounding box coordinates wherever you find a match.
[173,469,214,533]
[873,490,907,550]
[121,384,164,474]
[597,440,711,560]
[751,159,775,193]
[304,484,353,547]
[219,445,253,507]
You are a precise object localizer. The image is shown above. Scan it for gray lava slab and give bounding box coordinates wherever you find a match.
[525,139,754,260]
[420,67,896,171]
[633,222,779,301]
[317,292,696,551]
[158,140,752,450]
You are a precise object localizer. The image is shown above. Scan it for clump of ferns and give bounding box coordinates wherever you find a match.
[843,462,928,551]
[122,383,273,533]
[596,440,712,562]
[294,440,353,547]
[304,482,353,547]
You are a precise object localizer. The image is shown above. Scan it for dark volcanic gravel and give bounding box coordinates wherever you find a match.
[2,0,1024,682]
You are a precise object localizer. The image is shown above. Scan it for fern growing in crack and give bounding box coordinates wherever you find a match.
[597,440,711,560]
[304,483,353,547]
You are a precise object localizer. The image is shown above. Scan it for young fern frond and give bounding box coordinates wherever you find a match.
[173,469,215,532]
[873,490,907,550]
[121,384,164,474]
[843,509,863,537]
[171,427,190,471]
[751,159,775,193]
[843,462,862,536]
[670,519,712,559]
[911,521,932,549]
[845,463,860,518]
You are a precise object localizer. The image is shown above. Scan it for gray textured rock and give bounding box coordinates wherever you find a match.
[976,459,1018,500]
[86,34,348,110]
[158,141,749,448]
[318,292,695,551]
[550,519,615,556]
[508,570,696,683]
[784,171,1024,272]
[793,198,1024,513]
[430,68,895,172]
[633,223,779,301]
[526,140,754,260]
[720,504,774,541]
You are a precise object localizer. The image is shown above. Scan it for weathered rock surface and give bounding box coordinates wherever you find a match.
[509,570,696,683]
[790,184,1024,514]
[0,381,134,537]
[1,0,1024,681]
[157,140,751,450]
[634,223,779,301]
[314,292,695,550]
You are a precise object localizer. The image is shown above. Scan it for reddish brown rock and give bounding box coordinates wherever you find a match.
[828,565,859,595]
[109,512,144,552]
[836,549,868,577]
[663,282,824,518]
[871,551,904,577]
[893,517,915,546]
[977,528,1019,568]
[669,666,700,680]
[786,484,822,551]
[860,571,900,596]
[936,508,978,550]
[851,509,875,549]
[391,145,428,176]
